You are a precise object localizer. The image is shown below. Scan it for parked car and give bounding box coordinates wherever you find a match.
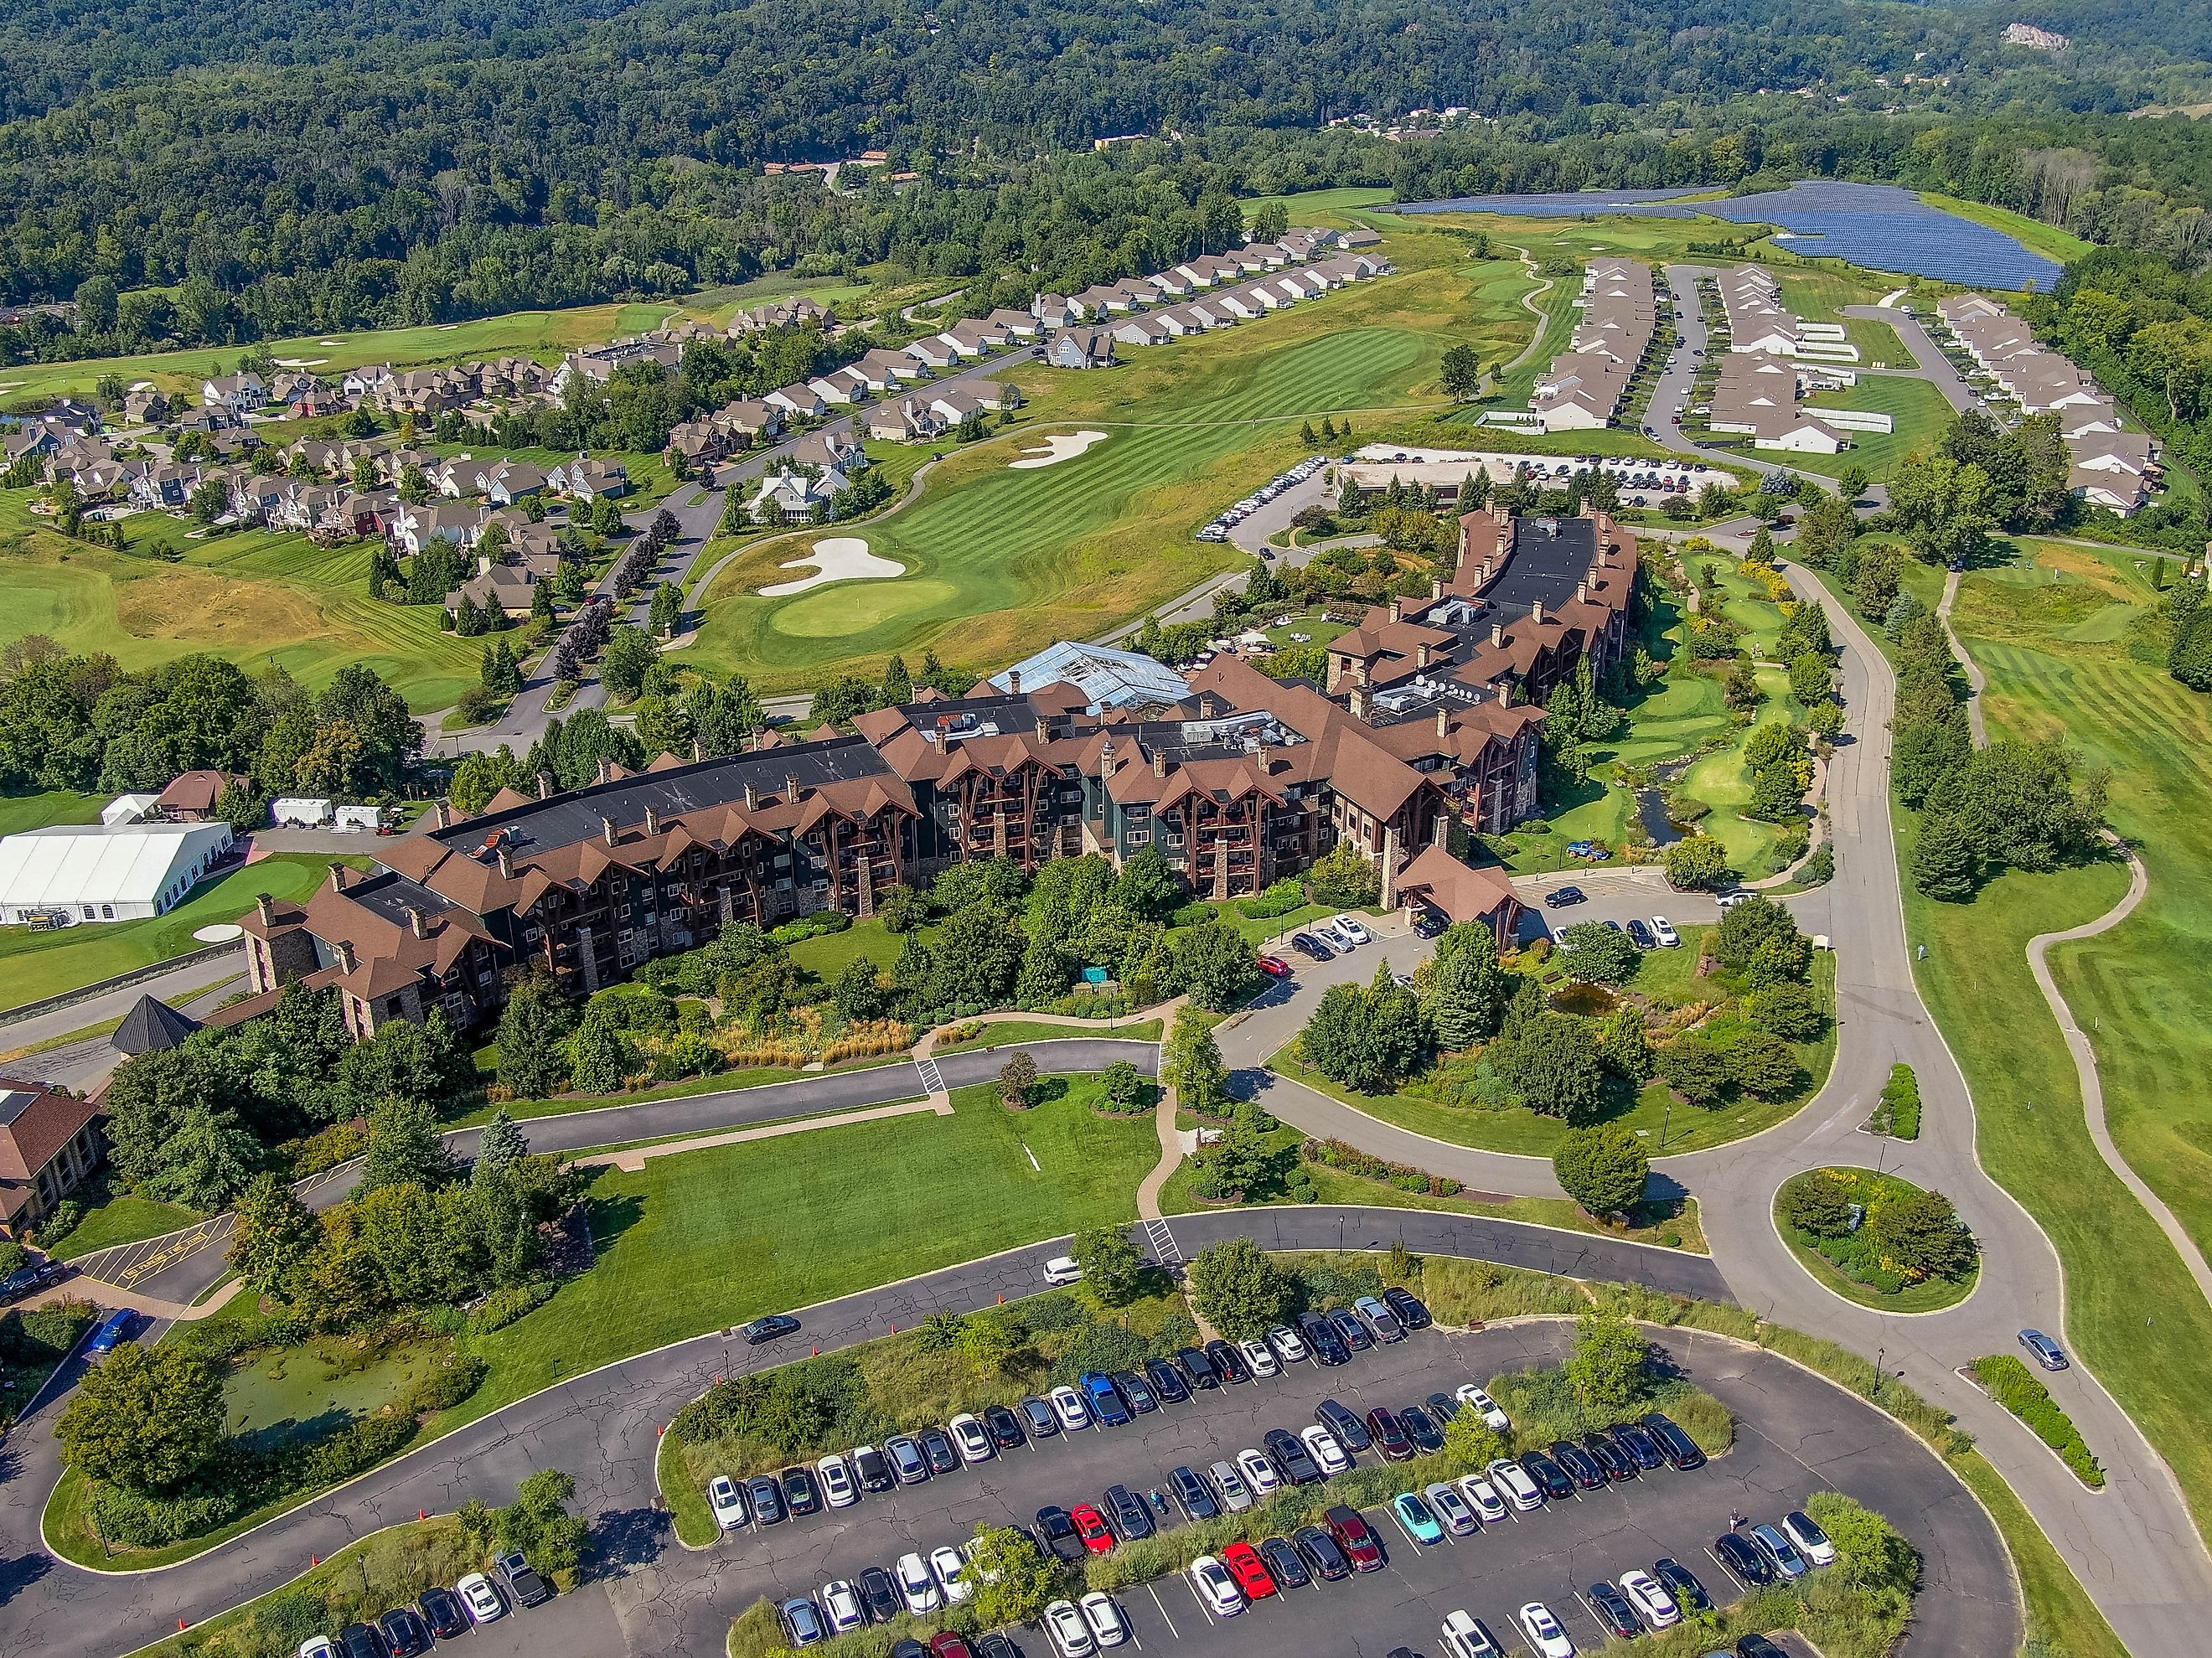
[708,1475,748,1531]
[1176,1345,1224,1388]
[1518,1449,1574,1500]
[1315,1397,1371,1451]
[1455,1384,1510,1431]
[1237,1447,1282,1497]
[377,1608,431,1658]
[1440,1610,1507,1658]
[1625,918,1656,949]
[1297,1312,1350,1366]
[1381,1286,1431,1329]
[948,1413,994,1462]
[1642,1410,1706,1469]
[1290,932,1334,961]
[1366,1407,1414,1461]
[2019,1329,2070,1371]
[1652,1557,1710,1611]
[1114,1368,1157,1414]
[1490,1457,1543,1511]
[917,1426,959,1474]
[1079,1370,1132,1427]
[1219,1540,1276,1600]
[1398,1403,1445,1454]
[1265,1427,1322,1483]
[781,1464,823,1516]
[416,1588,468,1641]
[778,1598,827,1648]
[854,1443,896,1489]
[1072,1502,1116,1554]
[1294,1524,1352,1580]
[1042,1599,1095,1658]
[495,1551,551,1608]
[817,1453,858,1506]
[1237,1337,1280,1377]
[983,1402,1027,1448]
[1750,1522,1811,1578]
[1042,1255,1084,1286]
[858,1565,902,1622]
[1256,955,1291,978]
[820,1580,866,1635]
[1265,1324,1311,1366]
[741,1315,800,1345]
[1352,1294,1404,1343]
[1323,1504,1384,1571]
[455,1574,504,1625]
[1425,1480,1478,1535]
[1550,1439,1605,1490]
[1713,1531,1775,1586]
[1188,1555,1245,1616]
[1610,1422,1665,1470]
[1391,1490,1445,1545]
[1049,1384,1091,1432]
[1035,1506,1085,1563]
[1517,1602,1576,1658]
[1020,1396,1061,1438]
[895,1552,943,1615]
[1142,1356,1191,1403]
[1167,1464,1219,1521]
[1328,1309,1374,1354]
[1588,1583,1641,1640]
[884,1436,929,1485]
[930,1543,973,1604]
[1078,1592,1129,1647]
[1204,1338,1252,1383]
[1581,1433,1635,1482]
[1258,1534,1310,1589]
[1651,916,1681,948]
[337,1624,385,1658]
[1209,1459,1254,1512]
[1455,1474,1507,1523]
[1104,1484,1154,1540]
[1782,1509,1837,1566]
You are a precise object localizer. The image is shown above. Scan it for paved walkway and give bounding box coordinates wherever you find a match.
[574,1097,953,1174]
[1938,566,1991,747]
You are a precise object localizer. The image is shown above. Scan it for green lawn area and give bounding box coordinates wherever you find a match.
[785,917,907,980]
[0,852,357,1011]
[685,218,1508,692]
[0,789,103,836]
[1773,1168,1979,1313]
[442,1076,1158,1427]
[1801,373,1958,483]
[1258,608,1353,648]
[1269,945,1837,1158]
[935,1018,1161,1053]
[49,1190,203,1262]
[1916,194,2095,266]
[1771,271,1906,364]
[1830,537,2212,1542]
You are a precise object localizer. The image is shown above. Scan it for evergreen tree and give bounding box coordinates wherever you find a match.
[882,653,913,704]
[361,1093,456,1192]
[568,1010,634,1095]
[1912,805,1980,901]
[227,1173,323,1301]
[474,1108,527,1182]
[1424,936,1508,1049]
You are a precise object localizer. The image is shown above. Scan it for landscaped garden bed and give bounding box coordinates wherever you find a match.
[1775,1167,1979,1313]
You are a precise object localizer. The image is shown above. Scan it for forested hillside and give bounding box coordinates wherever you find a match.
[0,0,2209,366]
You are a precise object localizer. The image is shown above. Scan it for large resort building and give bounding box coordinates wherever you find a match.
[242,506,1640,1040]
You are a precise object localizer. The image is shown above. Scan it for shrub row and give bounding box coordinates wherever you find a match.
[1971,1355,2105,1487]
[1237,879,1311,920]
[1868,1063,1921,1139]
[1300,1137,1464,1197]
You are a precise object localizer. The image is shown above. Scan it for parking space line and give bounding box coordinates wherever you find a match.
[1704,1545,1750,1593]
[1145,1578,1181,1639]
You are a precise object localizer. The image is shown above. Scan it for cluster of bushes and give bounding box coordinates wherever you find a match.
[1866,1063,1922,1139]
[1777,1168,1977,1295]
[0,1299,98,1427]
[1300,1137,1464,1198]
[1237,878,1313,920]
[1972,1354,2105,1487]
[1652,898,1825,1109]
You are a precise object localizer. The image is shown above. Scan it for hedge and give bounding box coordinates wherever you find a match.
[1971,1355,2105,1488]
[1301,1136,1464,1198]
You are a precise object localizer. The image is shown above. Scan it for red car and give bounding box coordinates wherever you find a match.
[1256,955,1291,979]
[928,1635,974,1658]
[1221,1541,1277,1600]
[1324,1504,1385,1572]
[1072,1502,1116,1554]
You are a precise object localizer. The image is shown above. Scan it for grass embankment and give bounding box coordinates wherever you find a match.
[0,852,363,1011]
[49,1190,204,1262]
[1773,1169,1979,1314]
[1903,535,2212,1538]
[1268,940,1837,1159]
[933,1019,1162,1054]
[686,214,1515,692]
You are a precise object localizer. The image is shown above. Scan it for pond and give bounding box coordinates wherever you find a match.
[1388,179,2061,291]
[1635,788,1682,846]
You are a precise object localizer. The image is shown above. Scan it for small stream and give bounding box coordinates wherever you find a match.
[1635,756,1694,846]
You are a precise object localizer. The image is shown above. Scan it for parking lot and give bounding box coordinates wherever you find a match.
[665,1319,1971,1658]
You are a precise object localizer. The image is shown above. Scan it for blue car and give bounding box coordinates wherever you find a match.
[85,1308,137,1356]
[1391,1490,1445,1546]
[1079,1370,1133,1428]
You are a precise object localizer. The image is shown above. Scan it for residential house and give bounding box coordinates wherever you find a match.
[548,456,629,502]
[201,372,267,413]
[388,499,484,556]
[1044,328,1117,369]
[765,383,829,421]
[0,1078,103,1234]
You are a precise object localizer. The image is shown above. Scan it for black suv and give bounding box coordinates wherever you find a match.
[1398,1403,1445,1454]
[1518,1449,1574,1500]
[1204,1339,1252,1383]
[1315,1398,1372,1452]
[1264,1427,1322,1484]
[1143,1356,1191,1402]
[1381,1287,1432,1330]
[1176,1346,1224,1388]
[1104,1484,1155,1539]
[1643,1410,1707,1470]
[1298,1312,1350,1366]
[1167,1464,1220,1521]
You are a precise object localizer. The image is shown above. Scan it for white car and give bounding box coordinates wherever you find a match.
[456,1573,505,1625]
[1045,1599,1097,1657]
[1439,1610,1506,1658]
[708,1474,748,1531]
[1425,1480,1478,1535]
[1237,1338,1279,1378]
[1079,1591,1130,1647]
[1049,1383,1090,1432]
[1188,1555,1246,1616]
[1617,1569,1681,1630]
[948,1413,994,1464]
[1208,1459,1253,1512]
[1650,916,1681,948]
[816,1453,857,1507]
[930,1543,972,1604]
[1265,1324,1310,1365]
[1716,890,1752,910]
[1782,1509,1838,1566]
[1455,1384,1511,1431]
[895,1552,942,1615]
[1333,914,1372,945]
[1042,1255,1084,1285]
[820,1579,866,1635]
[1455,1475,1507,1524]
[1238,1447,1282,1496]
[298,1642,337,1658]
[1489,1457,1544,1511]
[1302,1423,1351,1474]
[1517,1601,1576,1658]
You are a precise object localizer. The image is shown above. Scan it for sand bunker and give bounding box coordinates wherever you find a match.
[761,536,907,597]
[274,356,328,368]
[193,922,245,943]
[1009,430,1109,469]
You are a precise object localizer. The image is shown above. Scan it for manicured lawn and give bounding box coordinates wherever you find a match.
[1900,537,2212,1537]
[0,852,357,1010]
[935,1018,1161,1053]
[0,789,103,836]
[441,1077,1158,1428]
[49,1191,203,1262]
[1774,1168,1979,1313]
[1269,945,1837,1158]
[686,219,1504,692]
[785,917,907,981]
[1800,372,1959,482]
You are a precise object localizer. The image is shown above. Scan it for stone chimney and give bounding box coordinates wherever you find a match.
[1389,596,1405,623]
[1152,748,1167,778]
[432,800,451,829]
[1415,643,1432,669]
[742,780,758,809]
[595,758,612,786]
[537,772,555,800]
[329,864,349,892]
[1430,576,1445,601]
[1576,579,1588,604]
[924,728,942,749]
[335,939,357,974]
[1435,705,1450,739]
[1100,738,1118,781]
[1036,715,1051,743]
[1008,669,1021,695]
[690,738,704,762]
[256,892,276,924]
[1350,684,1374,724]
[602,816,618,847]
[1532,599,1545,625]
[643,805,660,836]
[1199,692,1218,718]
[497,845,514,878]
[1491,622,1505,648]
[407,906,428,938]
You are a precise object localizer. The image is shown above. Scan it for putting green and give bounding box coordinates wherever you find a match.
[771,578,961,638]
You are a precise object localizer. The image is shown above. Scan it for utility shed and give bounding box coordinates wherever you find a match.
[0,822,234,925]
